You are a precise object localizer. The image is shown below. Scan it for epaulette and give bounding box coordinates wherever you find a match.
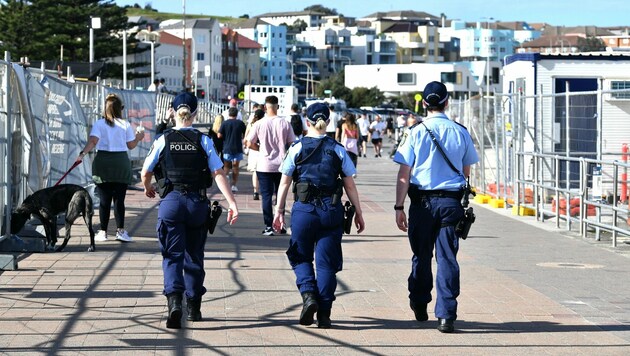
[454,121,469,131]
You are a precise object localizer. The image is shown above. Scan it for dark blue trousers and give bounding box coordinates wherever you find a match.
[157,191,209,300]
[257,171,282,228]
[286,198,344,311]
[407,196,464,320]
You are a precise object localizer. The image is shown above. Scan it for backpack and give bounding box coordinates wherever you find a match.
[290,114,303,137]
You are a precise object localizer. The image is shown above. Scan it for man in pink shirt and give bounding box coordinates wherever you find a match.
[246,95,296,235]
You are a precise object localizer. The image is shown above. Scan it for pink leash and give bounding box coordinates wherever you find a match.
[54,160,82,186]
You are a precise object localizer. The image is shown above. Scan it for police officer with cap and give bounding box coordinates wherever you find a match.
[273,102,365,328]
[393,81,479,333]
[141,92,239,329]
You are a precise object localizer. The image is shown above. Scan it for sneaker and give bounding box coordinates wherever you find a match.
[115,229,133,242]
[95,230,108,242]
[280,227,287,234]
[231,185,238,192]
[262,227,274,236]
[253,192,260,200]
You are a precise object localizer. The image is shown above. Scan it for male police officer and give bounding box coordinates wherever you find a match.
[141,92,239,329]
[393,81,479,333]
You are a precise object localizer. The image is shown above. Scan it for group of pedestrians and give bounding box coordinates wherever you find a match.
[73,80,478,334]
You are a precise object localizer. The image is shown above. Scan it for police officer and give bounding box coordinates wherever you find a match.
[141,92,239,329]
[272,103,365,328]
[393,81,479,333]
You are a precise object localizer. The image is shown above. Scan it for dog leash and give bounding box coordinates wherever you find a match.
[54,160,82,186]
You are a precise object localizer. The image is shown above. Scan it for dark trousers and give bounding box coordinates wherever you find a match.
[95,182,128,231]
[257,171,282,228]
[407,196,464,320]
[286,198,344,311]
[157,191,209,300]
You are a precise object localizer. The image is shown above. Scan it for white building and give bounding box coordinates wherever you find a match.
[161,19,222,100]
[344,62,499,98]
[256,10,326,28]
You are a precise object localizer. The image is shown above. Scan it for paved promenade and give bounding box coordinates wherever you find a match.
[2,139,630,355]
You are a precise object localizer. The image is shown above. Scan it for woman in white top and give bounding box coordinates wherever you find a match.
[76,94,143,242]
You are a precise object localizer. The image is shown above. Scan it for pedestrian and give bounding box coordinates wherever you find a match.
[393,81,479,333]
[340,112,359,167]
[272,102,365,328]
[222,98,243,121]
[325,104,338,139]
[76,93,144,242]
[147,78,160,92]
[158,78,168,93]
[140,92,239,329]
[246,95,295,236]
[218,107,247,192]
[289,103,307,139]
[369,115,386,157]
[208,114,224,161]
[356,113,370,158]
[244,108,265,200]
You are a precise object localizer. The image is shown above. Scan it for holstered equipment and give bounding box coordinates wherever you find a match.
[343,201,355,234]
[206,200,222,235]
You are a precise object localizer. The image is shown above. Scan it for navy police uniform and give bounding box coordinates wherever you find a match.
[393,82,479,330]
[143,127,223,301]
[280,135,356,314]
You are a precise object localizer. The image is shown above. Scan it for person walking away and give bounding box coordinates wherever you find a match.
[76,93,143,243]
[141,92,239,329]
[246,95,295,236]
[222,98,243,121]
[244,109,265,200]
[218,107,247,192]
[340,113,359,167]
[325,104,338,139]
[356,113,370,158]
[272,102,365,328]
[369,115,386,157]
[392,81,479,333]
[289,103,307,139]
[147,78,160,92]
[158,78,168,93]
[208,114,224,162]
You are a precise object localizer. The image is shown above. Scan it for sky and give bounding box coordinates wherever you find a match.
[115,0,630,27]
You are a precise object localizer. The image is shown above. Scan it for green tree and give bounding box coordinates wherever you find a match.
[316,71,385,108]
[577,36,606,52]
[303,4,337,15]
[316,70,350,100]
[0,0,32,59]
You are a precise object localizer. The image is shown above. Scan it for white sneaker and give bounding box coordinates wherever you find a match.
[95,230,108,242]
[115,229,133,242]
[231,185,238,192]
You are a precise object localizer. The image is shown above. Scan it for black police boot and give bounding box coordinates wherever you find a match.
[317,309,332,329]
[166,293,183,329]
[410,300,428,322]
[437,318,455,333]
[299,292,319,326]
[187,298,202,322]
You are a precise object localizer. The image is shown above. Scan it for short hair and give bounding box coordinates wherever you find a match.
[228,107,239,118]
[291,103,299,112]
[265,95,279,105]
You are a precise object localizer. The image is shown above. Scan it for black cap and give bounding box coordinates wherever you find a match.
[306,102,330,124]
[422,81,449,106]
[172,92,198,115]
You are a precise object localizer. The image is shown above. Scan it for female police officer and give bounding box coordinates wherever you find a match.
[141,92,239,329]
[273,102,365,328]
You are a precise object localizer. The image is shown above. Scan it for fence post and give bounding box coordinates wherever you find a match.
[2,52,13,244]
[622,143,628,203]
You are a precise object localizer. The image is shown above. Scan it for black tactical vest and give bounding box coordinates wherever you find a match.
[159,129,213,190]
[293,136,342,192]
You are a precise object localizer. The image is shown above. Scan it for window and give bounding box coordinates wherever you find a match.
[197,53,205,61]
[397,73,416,85]
[428,49,435,55]
[428,36,435,42]
[441,71,462,84]
[611,80,630,99]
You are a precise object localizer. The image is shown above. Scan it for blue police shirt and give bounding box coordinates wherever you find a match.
[280,134,357,178]
[143,127,224,173]
[393,113,479,190]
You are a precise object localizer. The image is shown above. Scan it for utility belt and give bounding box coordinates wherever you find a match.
[157,178,206,198]
[408,184,463,204]
[172,184,206,196]
[294,181,343,205]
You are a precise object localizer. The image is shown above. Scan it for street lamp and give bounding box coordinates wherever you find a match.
[295,60,313,97]
[136,29,161,85]
[337,55,352,70]
[89,17,101,63]
[481,17,494,98]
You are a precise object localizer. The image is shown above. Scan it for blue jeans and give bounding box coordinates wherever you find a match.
[256,171,282,228]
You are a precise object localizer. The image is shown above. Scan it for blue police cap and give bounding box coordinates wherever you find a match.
[172,92,198,115]
[306,102,330,124]
[422,81,449,106]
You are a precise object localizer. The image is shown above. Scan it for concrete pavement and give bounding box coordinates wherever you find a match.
[1,138,630,355]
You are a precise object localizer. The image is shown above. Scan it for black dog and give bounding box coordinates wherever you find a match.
[11,184,96,252]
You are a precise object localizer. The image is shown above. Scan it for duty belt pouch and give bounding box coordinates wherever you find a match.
[157,178,173,198]
[294,182,312,202]
[455,206,476,240]
[206,200,223,235]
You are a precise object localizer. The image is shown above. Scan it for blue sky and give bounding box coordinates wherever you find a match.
[115,0,630,27]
